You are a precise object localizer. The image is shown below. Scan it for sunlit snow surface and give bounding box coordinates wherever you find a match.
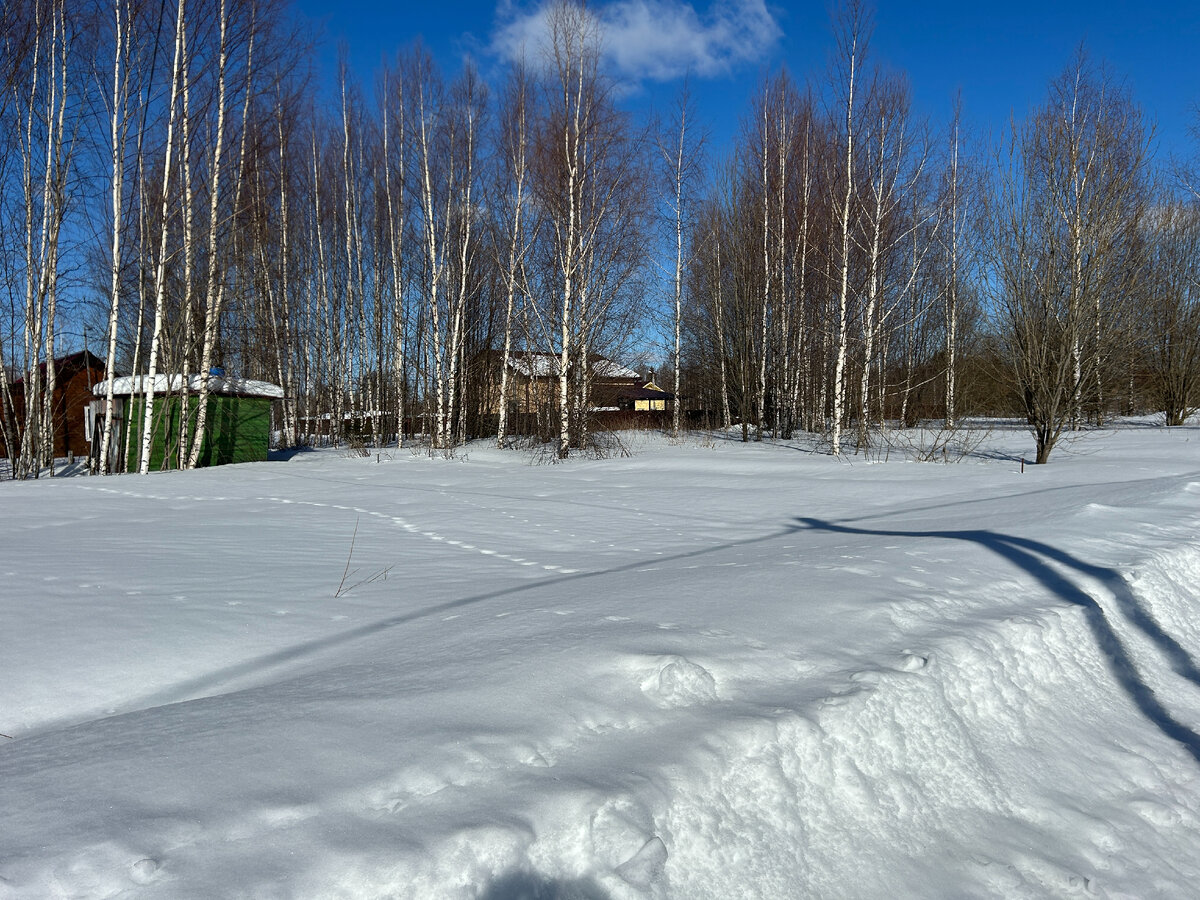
[3,423,1200,898]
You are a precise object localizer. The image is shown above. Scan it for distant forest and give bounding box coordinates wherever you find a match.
[2,0,1198,476]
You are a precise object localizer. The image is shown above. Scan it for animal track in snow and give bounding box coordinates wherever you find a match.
[77,483,587,581]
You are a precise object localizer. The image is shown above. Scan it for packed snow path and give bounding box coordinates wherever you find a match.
[3,426,1200,898]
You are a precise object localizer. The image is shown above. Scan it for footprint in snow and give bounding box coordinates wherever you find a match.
[130,858,160,884]
[640,655,717,708]
[615,837,668,889]
[1129,798,1180,826]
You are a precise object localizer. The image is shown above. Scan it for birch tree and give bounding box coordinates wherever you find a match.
[380,62,408,447]
[186,0,260,467]
[1143,199,1200,425]
[940,95,968,428]
[542,0,599,459]
[2,0,76,478]
[986,53,1148,463]
[137,0,186,474]
[495,60,535,448]
[97,0,137,474]
[828,0,870,456]
[659,81,705,437]
[1031,50,1149,428]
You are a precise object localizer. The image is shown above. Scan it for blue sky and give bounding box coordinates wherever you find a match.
[292,0,1199,162]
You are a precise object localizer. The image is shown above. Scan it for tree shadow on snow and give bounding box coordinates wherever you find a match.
[797,517,1200,765]
[478,871,611,900]
[268,445,318,461]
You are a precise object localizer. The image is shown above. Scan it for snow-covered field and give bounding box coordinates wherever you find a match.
[3,423,1200,899]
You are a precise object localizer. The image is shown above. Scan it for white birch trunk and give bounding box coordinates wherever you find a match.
[414,69,447,449]
[714,238,732,430]
[138,0,187,474]
[176,20,195,465]
[188,0,252,468]
[757,104,771,442]
[831,31,858,458]
[382,70,406,449]
[497,72,530,449]
[557,34,586,461]
[99,0,131,475]
[945,112,960,429]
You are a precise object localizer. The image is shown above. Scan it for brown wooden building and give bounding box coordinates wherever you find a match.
[482,350,649,415]
[1,351,107,460]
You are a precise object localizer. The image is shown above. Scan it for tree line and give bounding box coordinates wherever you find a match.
[1,0,1197,477]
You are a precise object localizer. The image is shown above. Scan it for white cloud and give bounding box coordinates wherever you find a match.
[491,0,781,84]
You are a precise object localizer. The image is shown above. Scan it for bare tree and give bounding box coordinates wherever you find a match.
[851,71,933,447]
[529,0,650,458]
[136,0,186,474]
[658,79,705,438]
[985,52,1150,463]
[96,0,137,474]
[543,0,598,459]
[380,60,408,447]
[1034,50,1149,428]
[1142,198,1200,425]
[1,0,77,477]
[495,59,536,448]
[828,0,870,456]
[940,93,969,428]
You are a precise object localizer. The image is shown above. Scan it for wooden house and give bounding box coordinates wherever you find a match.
[90,374,283,472]
[592,367,676,415]
[483,351,643,416]
[1,351,108,461]
[610,370,674,412]
[612,383,674,412]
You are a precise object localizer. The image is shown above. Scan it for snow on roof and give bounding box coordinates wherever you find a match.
[93,374,284,399]
[592,358,641,379]
[507,352,640,380]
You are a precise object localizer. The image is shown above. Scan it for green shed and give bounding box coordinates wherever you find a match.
[90,374,284,472]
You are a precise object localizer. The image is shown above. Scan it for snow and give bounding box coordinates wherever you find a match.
[507,352,642,380]
[3,422,1200,898]
[93,374,285,398]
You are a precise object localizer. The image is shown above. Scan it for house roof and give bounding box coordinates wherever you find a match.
[9,350,107,387]
[506,351,640,381]
[94,374,284,399]
[591,382,675,405]
[615,385,676,401]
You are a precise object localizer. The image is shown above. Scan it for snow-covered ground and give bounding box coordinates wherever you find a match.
[3,423,1200,899]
